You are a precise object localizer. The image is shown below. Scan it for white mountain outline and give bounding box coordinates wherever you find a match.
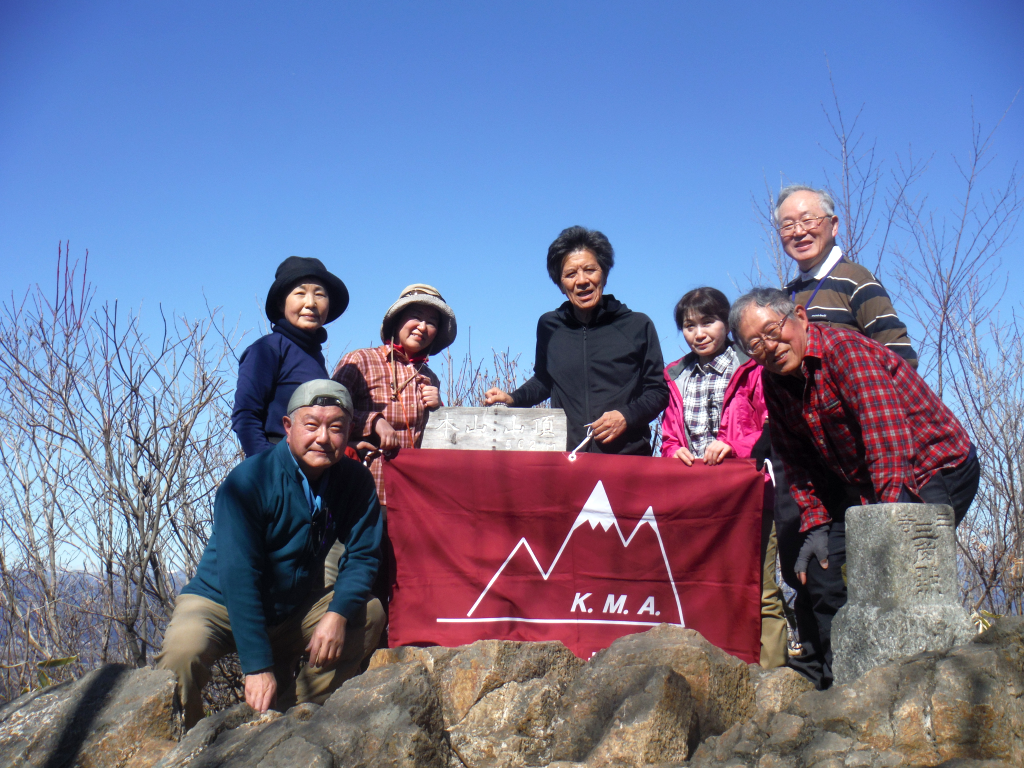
[436,480,685,627]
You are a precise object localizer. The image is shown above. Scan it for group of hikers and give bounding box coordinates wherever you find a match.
[155,183,980,731]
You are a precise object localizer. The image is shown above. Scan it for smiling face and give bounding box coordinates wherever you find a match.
[395,305,440,356]
[559,250,605,320]
[281,281,330,333]
[682,313,729,363]
[737,304,810,378]
[777,190,839,272]
[283,405,351,480]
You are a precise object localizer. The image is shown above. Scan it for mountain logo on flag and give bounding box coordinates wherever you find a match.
[437,480,685,628]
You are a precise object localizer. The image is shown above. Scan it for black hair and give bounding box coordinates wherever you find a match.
[545,226,615,286]
[674,287,731,331]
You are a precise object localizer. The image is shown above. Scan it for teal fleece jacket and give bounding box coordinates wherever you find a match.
[181,439,382,673]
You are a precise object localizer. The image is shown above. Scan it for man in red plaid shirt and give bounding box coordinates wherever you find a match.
[731,287,979,689]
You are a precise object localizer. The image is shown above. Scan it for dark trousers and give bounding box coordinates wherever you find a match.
[774,465,851,690]
[773,445,980,690]
[917,445,980,525]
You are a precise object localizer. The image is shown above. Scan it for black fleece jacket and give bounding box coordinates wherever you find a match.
[510,295,669,455]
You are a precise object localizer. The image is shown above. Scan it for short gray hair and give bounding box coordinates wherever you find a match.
[774,185,836,226]
[729,287,796,340]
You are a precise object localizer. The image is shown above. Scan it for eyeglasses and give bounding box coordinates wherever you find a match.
[778,215,831,237]
[745,315,791,356]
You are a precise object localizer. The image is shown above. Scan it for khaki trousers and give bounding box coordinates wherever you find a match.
[156,589,384,730]
[760,511,789,668]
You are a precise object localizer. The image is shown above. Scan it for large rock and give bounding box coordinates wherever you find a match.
[448,675,567,768]
[371,639,583,767]
[367,631,745,766]
[155,660,450,768]
[691,617,1024,768]
[833,503,975,684]
[370,639,583,727]
[0,665,179,768]
[300,660,451,767]
[586,623,756,738]
[10,619,1024,768]
[796,618,1024,764]
[550,663,696,767]
[748,665,815,731]
[154,704,277,768]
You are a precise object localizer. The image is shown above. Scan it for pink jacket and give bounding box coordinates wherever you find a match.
[661,351,767,460]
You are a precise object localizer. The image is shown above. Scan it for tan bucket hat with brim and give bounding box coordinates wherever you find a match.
[380,284,457,356]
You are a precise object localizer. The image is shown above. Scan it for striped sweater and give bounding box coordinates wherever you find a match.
[786,258,918,368]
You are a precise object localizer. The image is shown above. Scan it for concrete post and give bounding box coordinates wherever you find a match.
[832,503,974,684]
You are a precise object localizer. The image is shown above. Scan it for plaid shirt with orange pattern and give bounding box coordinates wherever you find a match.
[332,345,441,504]
[762,324,971,532]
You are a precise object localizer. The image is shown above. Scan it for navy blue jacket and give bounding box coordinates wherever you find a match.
[181,440,382,674]
[510,295,669,456]
[232,321,329,456]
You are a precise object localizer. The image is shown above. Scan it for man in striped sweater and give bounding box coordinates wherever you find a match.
[776,185,918,368]
[768,185,918,685]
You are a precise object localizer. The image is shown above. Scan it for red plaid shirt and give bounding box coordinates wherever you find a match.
[332,345,441,504]
[762,324,971,532]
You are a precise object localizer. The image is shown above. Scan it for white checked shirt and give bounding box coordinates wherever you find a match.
[676,346,738,458]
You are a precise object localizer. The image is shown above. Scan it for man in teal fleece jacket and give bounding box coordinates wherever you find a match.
[157,380,384,730]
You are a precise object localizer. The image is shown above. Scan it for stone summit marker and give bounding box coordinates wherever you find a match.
[832,502,975,684]
[421,406,567,451]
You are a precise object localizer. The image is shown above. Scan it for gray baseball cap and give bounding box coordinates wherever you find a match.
[286,379,353,416]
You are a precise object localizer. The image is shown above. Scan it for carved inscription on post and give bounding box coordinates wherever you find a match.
[421,407,567,451]
[895,505,955,599]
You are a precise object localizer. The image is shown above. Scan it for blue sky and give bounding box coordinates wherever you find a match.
[2,1,1021,382]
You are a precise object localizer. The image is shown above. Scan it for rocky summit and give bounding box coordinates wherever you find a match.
[0,620,1021,768]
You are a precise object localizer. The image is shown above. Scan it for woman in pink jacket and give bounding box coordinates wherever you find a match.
[661,287,788,668]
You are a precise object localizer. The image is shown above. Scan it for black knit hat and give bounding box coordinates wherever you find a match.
[265,256,349,325]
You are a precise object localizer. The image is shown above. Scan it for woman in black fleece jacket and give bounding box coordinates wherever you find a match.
[485,226,669,455]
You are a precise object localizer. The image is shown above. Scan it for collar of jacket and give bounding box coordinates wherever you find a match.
[665,341,749,381]
[786,250,847,290]
[555,294,628,327]
[273,319,327,356]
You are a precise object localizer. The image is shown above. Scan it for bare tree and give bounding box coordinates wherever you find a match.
[890,103,1021,396]
[819,60,887,269]
[886,105,1022,619]
[950,306,1024,616]
[750,68,1023,619]
[0,245,242,699]
[747,178,794,289]
[438,337,534,408]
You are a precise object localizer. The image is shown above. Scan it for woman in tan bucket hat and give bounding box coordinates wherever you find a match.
[333,284,456,491]
[331,285,456,619]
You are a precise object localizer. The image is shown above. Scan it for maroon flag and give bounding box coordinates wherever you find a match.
[383,450,764,663]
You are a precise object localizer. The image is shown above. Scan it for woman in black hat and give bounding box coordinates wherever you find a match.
[231,256,350,457]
